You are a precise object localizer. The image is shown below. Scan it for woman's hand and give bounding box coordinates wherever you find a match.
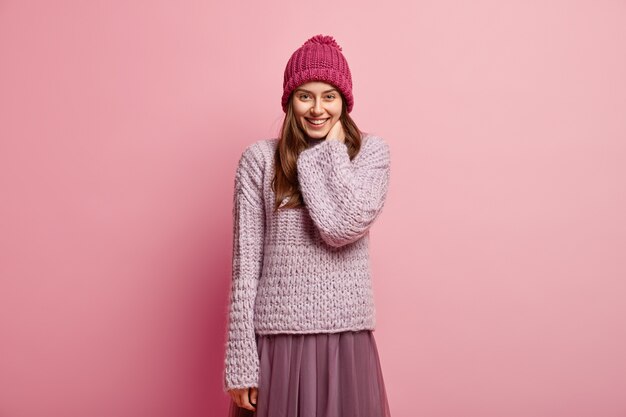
[228,387,258,411]
[326,119,345,143]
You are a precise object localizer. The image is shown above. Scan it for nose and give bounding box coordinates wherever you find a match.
[310,99,323,115]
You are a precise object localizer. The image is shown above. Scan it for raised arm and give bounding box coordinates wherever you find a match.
[296,135,391,247]
[223,144,265,391]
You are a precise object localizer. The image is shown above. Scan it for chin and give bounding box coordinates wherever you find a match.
[304,130,327,139]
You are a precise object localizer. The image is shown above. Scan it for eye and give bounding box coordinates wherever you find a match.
[325,94,336,99]
[299,94,310,100]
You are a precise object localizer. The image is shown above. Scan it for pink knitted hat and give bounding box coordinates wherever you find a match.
[282,34,354,113]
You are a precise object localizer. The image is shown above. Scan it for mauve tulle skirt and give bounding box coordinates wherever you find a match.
[228,330,391,417]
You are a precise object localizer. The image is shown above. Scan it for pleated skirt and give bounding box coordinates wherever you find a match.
[228,329,391,417]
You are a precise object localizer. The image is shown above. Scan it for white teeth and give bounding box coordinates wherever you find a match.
[308,118,328,125]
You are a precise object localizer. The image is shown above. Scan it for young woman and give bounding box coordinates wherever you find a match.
[223,34,392,417]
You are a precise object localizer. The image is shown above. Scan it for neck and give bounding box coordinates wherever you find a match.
[306,136,325,142]
[306,137,325,148]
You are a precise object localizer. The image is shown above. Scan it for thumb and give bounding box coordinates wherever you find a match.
[249,387,258,405]
[327,120,341,140]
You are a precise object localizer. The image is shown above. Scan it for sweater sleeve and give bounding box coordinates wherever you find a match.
[296,135,391,248]
[223,144,265,392]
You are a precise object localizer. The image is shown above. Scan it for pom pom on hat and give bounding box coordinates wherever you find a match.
[302,34,343,51]
[281,34,353,113]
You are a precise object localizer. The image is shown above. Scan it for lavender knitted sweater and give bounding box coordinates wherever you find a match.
[223,133,391,391]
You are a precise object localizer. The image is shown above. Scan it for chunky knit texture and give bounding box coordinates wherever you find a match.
[223,134,391,392]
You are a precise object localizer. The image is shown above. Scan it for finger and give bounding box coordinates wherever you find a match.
[249,387,258,406]
[335,120,345,140]
[235,391,244,409]
[229,390,239,401]
[328,121,341,141]
[233,390,244,408]
[239,389,256,411]
[337,121,345,141]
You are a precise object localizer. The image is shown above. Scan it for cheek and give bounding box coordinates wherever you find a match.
[292,102,307,117]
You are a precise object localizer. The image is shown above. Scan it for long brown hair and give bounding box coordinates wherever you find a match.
[272,92,364,212]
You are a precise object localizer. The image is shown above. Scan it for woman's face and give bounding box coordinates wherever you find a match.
[291,81,343,140]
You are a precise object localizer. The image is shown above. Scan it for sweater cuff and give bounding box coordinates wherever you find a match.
[224,337,260,391]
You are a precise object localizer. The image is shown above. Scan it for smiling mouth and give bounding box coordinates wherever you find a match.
[305,117,330,127]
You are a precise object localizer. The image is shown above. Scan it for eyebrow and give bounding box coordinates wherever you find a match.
[295,88,338,94]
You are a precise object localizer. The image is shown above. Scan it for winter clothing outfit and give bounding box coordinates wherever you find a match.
[224,34,392,417]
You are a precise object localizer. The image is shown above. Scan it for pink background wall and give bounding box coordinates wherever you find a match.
[1,1,625,416]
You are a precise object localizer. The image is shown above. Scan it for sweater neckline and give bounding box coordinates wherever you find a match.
[306,138,326,148]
